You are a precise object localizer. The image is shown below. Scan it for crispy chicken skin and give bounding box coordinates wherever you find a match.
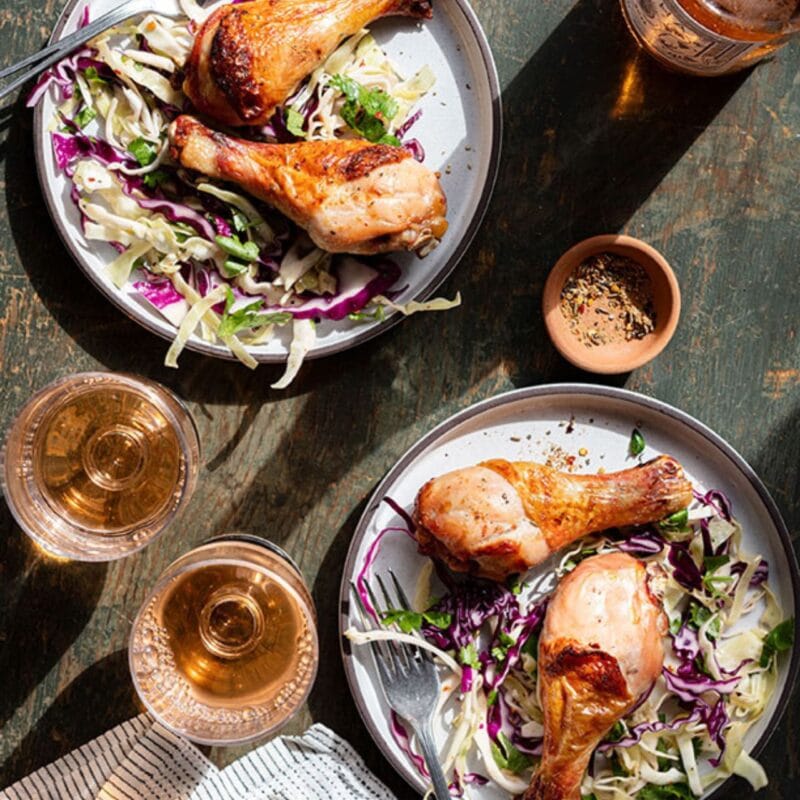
[414,456,692,580]
[524,553,667,800]
[169,115,448,254]
[183,0,433,127]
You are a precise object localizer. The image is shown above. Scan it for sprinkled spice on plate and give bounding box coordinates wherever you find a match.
[560,252,657,347]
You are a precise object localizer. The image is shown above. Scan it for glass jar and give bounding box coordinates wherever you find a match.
[620,0,800,75]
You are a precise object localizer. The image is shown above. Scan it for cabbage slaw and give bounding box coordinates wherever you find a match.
[32,2,457,388]
[346,489,794,799]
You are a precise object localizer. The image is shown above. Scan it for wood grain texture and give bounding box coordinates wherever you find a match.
[0,0,798,797]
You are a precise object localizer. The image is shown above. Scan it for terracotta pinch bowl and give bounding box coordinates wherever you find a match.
[542,234,680,374]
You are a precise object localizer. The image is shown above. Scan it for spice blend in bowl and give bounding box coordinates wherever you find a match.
[560,252,657,348]
[543,235,680,374]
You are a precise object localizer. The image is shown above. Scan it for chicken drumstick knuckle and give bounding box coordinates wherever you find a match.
[414,455,693,580]
[169,115,448,255]
[525,553,667,800]
[184,0,433,127]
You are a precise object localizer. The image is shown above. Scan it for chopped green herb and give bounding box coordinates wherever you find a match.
[606,721,626,743]
[74,106,97,129]
[215,234,259,263]
[656,738,672,771]
[760,618,795,668]
[381,609,423,633]
[329,74,401,145]
[659,508,689,531]
[637,783,694,800]
[521,633,539,660]
[83,66,108,86]
[221,258,250,278]
[421,610,452,630]
[669,616,682,635]
[687,601,720,639]
[486,688,498,706]
[458,642,480,669]
[285,107,307,139]
[609,753,629,777]
[704,554,730,573]
[347,306,386,323]
[127,136,158,167]
[231,208,251,234]
[490,732,533,775]
[217,288,292,338]
[629,427,645,457]
[506,574,523,595]
[142,169,169,189]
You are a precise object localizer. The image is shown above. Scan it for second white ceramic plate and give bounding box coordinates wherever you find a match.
[339,384,799,798]
[33,0,501,362]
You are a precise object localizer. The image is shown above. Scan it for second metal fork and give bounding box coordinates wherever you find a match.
[351,572,451,800]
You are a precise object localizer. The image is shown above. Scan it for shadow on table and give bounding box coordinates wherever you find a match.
[0,497,107,736]
[306,498,411,798]
[0,649,139,787]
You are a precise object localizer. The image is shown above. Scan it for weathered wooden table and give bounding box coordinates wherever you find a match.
[0,0,798,797]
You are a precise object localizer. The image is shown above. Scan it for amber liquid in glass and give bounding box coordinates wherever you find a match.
[2,372,199,561]
[34,387,183,533]
[129,539,318,744]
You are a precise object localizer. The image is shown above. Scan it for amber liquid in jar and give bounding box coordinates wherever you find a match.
[129,537,319,745]
[620,0,800,75]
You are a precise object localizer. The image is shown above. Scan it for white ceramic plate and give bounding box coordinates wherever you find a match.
[338,384,800,798]
[33,0,501,363]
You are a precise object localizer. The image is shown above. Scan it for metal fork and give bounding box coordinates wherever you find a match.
[0,0,182,103]
[351,573,451,800]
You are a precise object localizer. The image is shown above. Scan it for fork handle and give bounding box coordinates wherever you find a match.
[0,1,156,102]
[415,720,451,800]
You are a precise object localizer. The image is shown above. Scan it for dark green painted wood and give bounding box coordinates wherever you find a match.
[0,0,798,797]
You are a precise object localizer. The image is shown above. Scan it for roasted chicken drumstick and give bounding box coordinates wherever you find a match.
[183,0,433,127]
[415,455,692,580]
[170,115,447,255]
[525,552,667,800]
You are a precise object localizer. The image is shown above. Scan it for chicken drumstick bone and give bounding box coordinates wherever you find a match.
[169,115,447,255]
[414,455,693,580]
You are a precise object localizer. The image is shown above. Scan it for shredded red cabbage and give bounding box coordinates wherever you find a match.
[668,542,703,591]
[132,279,185,310]
[694,488,733,521]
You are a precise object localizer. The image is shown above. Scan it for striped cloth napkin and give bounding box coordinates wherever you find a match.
[0,715,395,800]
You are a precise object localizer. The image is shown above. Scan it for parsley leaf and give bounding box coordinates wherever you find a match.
[704,554,730,573]
[215,234,259,263]
[217,289,291,338]
[687,601,721,640]
[329,74,401,145]
[381,609,423,633]
[490,732,532,775]
[381,608,452,633]
[142,169,169,189]
[458,642,480,669]
[285,107,307,139]
[127,136,158,167]
[659,508,689,532]
[83,66,108,86]
[629,427,645,456]
[74,106,97,129]
[606,721,627,743]
[348,306,386,323]
[760,618,795,668]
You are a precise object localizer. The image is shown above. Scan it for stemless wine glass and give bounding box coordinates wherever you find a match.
[1,372,200,561]
[128,535,319,745]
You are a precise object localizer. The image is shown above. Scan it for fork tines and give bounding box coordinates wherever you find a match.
[350,571,432,675]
